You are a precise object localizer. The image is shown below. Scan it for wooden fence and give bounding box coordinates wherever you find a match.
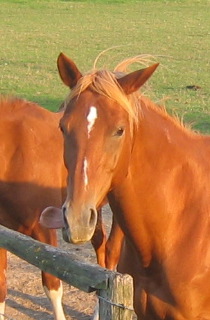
[0,225,134,320]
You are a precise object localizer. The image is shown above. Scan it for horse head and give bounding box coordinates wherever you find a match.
[57,53,158,244]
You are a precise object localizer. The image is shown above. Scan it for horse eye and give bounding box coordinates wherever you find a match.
[115,127,124,137]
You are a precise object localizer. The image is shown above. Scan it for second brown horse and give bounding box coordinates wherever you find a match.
[0,96,119,320]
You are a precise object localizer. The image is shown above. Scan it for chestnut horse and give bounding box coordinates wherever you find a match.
[0,97,111,320]
[51,52,210,320]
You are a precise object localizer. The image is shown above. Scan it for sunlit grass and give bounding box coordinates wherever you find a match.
[0,0,209,131]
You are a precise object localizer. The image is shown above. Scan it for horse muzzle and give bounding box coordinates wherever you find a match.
[62,203,97,244]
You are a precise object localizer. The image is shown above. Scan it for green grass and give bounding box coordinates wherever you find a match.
[0,0,210,132]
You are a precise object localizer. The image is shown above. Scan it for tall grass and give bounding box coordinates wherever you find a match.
[0,0,209,132]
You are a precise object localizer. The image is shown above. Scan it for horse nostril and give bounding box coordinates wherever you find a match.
[89,208,97,228]
[62,206,68,228]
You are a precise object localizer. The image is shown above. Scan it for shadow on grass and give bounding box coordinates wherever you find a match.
[31,96,64,112]
[184,112,210,134]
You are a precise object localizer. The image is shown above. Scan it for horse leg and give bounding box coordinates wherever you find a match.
[90,209,107,320]
[91,209,124,269]
[0,248,7,320]
[105,215,124,270]
[31,226,66,320]
[91,211,124,320]
[117,238,145,320]
[91,209,107,268]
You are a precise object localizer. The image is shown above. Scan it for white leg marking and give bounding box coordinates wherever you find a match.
[0,302,5,320]
[92,299,99,320]
[87,106,98,137]
[44,284,66,320]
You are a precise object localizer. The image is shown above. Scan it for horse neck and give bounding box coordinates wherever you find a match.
[130,95,208,173]
[137,96,192,149]
[110,96,210,267]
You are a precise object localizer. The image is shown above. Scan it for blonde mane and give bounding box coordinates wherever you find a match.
[0,95,37,112]
[64,55,157,128]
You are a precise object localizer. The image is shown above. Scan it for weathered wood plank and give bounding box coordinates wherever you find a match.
[0,224,111,292]
[0,224,135,319]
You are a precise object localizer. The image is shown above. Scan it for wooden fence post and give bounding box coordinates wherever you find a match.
[98,272,134,320]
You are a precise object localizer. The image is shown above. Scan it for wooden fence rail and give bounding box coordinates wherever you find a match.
[0,224,134,320]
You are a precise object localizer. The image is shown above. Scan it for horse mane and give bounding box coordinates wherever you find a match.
[141,95,197,136]
[0,95,37,112]
[0,96,25,114]
[64,55,157,128]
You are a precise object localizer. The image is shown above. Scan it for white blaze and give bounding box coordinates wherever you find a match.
[83,106,98,188]
[84,158,88,186]
[87,106,97,137]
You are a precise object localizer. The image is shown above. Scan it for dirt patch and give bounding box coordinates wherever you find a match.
[4,206,112,320]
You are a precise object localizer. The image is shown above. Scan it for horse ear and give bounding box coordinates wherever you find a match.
[57,52,82,89]
[117,63,159,95]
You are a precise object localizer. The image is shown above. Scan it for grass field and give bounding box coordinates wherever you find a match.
[0,0,210,132]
